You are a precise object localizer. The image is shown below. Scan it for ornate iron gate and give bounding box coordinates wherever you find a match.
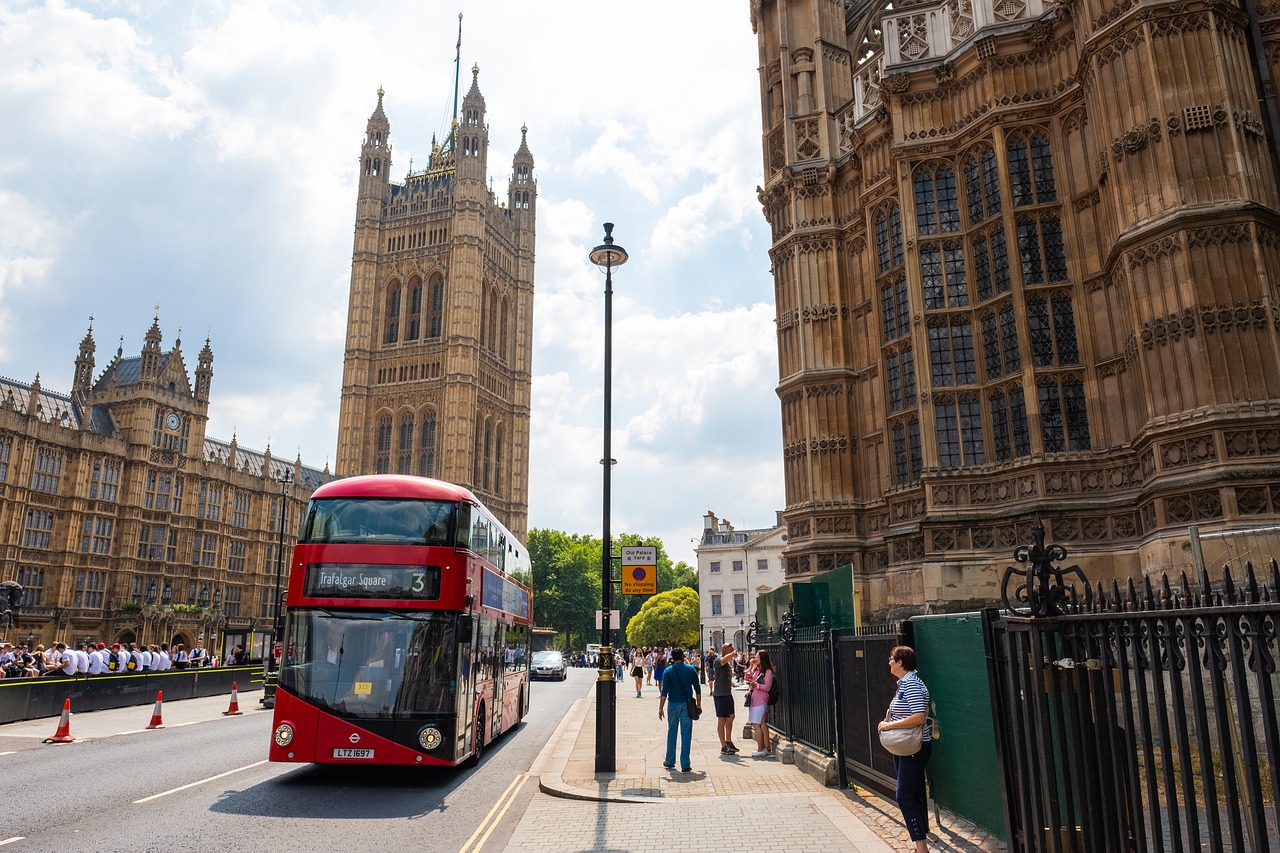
[985,522,1279,852]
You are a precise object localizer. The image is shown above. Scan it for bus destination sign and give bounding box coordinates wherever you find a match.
[304,563,441,600]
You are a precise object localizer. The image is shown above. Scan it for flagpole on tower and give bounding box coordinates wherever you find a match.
[451,13,463,126]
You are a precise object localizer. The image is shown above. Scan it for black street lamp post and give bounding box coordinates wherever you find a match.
[271,470,292,667]
[590,222,627,774]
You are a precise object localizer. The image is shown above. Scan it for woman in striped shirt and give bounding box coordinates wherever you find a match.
[878,645,932,852]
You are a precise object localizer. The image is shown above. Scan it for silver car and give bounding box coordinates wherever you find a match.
[531,650,567,681]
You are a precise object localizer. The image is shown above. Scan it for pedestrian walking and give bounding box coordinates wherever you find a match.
[877,645,932,853]
[657,647,701,773]
[745,649,775,757]
[630,649,645,697]
[711,642,739,754]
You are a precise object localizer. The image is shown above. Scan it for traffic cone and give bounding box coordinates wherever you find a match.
[222,681,243,716]
[145,691,165,729]
[43,698,75,743]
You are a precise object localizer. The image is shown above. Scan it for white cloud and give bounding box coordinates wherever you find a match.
[0,0,782,567]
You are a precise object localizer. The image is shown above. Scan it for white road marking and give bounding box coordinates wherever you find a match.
[0,838,26,847]
[0,751,15,757]
[132,759,270,804]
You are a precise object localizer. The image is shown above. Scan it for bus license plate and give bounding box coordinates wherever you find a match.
[332,748,374,759]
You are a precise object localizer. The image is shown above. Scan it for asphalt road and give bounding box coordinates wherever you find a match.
[0,667,594,853]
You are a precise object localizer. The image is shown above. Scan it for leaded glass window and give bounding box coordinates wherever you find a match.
[1008,130,1058,206]
[398,413,414,475]
[991,390,1011,460]
[1017,215,1068,285]
[407,282,422,341]
[1063,379,1090,451]
[1038,379,1089,452]
[982,148,1002,217]
[882,277,910,341]
[1000,305,1022,373]
[914,164,961,235]
[991,228,1011,294]
[429,275,445,338]
[892,418,923,485]
[418,410,437,477]
[1010,387,1031,457]
[887,352,903,411]
[945,243,968,306]
[921,246,943,310]
[1052,295,1081,365]
[376,415,392,474]
[886,348,918,412]
[876,211,892,272]
[964,146,1001,226]
[982,314,1002,380]
[928,319,976,386]
[936,399,961,467]
[960,397,986,465]
[973,235,993,301]
[965,157,983,225]
[384,282,401,344]
[1029,297,1055,367]
[902,347,917,405]
[953,320,977,384]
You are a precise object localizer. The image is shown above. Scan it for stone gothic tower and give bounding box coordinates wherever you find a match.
[336,68,536,539]
[751,0,1280,615]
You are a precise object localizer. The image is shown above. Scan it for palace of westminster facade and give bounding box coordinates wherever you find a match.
[0,66,535,651]
[753,0,1280,612]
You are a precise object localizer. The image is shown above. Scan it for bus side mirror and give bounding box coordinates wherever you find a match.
[457,615,472,643]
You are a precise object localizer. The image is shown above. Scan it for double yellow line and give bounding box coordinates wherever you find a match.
[457,773,530,853]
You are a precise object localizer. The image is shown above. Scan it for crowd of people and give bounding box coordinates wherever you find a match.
[0,639,224,679]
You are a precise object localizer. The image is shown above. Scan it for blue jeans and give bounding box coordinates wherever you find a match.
[664,701,692,769]
[893,740,932,841]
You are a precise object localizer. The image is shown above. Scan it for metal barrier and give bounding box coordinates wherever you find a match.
[985,562,1280,852]
[754,623,838,757]
[0,665,262,724]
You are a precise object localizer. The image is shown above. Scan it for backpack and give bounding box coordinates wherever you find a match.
[767,671,780,706]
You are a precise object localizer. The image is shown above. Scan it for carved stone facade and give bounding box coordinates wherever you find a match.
[336,70,536,540]
[0,320,328,655]
[752,0,1280,616]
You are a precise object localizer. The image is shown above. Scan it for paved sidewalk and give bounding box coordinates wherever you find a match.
[509,675,893,853]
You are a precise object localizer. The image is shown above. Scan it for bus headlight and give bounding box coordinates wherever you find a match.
[274,724,294,747]
[418,726,442,751]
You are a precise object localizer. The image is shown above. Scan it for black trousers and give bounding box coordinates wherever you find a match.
[893,740,933,842]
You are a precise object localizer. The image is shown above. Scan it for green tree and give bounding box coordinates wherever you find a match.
[625,586,699,648]
[529,529,600,650]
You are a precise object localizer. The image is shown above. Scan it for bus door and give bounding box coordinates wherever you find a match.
[456,612,476,760]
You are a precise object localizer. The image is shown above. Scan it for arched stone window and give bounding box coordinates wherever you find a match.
[384,281,401,344]
[429,274,444,338]
[398,412,414,474]
[407,278,422,341]
[376,414,393,474]
[1007,129,1057,206]
[874,203,905,274]
[418,409,437,477]
[963,145,1002,226]
[913,162,961,234]
[499,295,510,361]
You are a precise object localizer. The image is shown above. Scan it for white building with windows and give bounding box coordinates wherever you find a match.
[696,510,787,652]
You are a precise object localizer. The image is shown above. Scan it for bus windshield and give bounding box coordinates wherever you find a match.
[301,498,455,546]
[279,610,459,718]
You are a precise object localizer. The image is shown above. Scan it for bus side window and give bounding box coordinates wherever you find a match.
[455,505,472,550]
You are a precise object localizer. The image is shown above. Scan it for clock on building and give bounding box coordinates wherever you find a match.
[165,412,181,431]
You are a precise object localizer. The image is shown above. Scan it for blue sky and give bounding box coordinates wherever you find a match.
[0,0,783,566]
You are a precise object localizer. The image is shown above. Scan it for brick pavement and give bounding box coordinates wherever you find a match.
[510,673,1005,853]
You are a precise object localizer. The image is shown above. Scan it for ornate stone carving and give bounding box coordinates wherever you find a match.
[883,72,912,94]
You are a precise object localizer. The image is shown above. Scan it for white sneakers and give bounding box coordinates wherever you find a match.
[751,749,768,758]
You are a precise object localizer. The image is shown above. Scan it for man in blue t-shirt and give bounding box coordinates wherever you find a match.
[657,647,701,773]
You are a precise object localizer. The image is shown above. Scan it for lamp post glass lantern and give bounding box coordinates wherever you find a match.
[590,222,627,774]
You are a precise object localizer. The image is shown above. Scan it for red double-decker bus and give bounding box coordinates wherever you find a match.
[268,475,532,766]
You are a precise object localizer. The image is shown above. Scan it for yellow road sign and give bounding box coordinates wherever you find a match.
[621,546,657,595]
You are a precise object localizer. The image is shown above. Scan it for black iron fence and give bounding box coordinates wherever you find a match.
[985,562,1280,853]
[753,623,837,757]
